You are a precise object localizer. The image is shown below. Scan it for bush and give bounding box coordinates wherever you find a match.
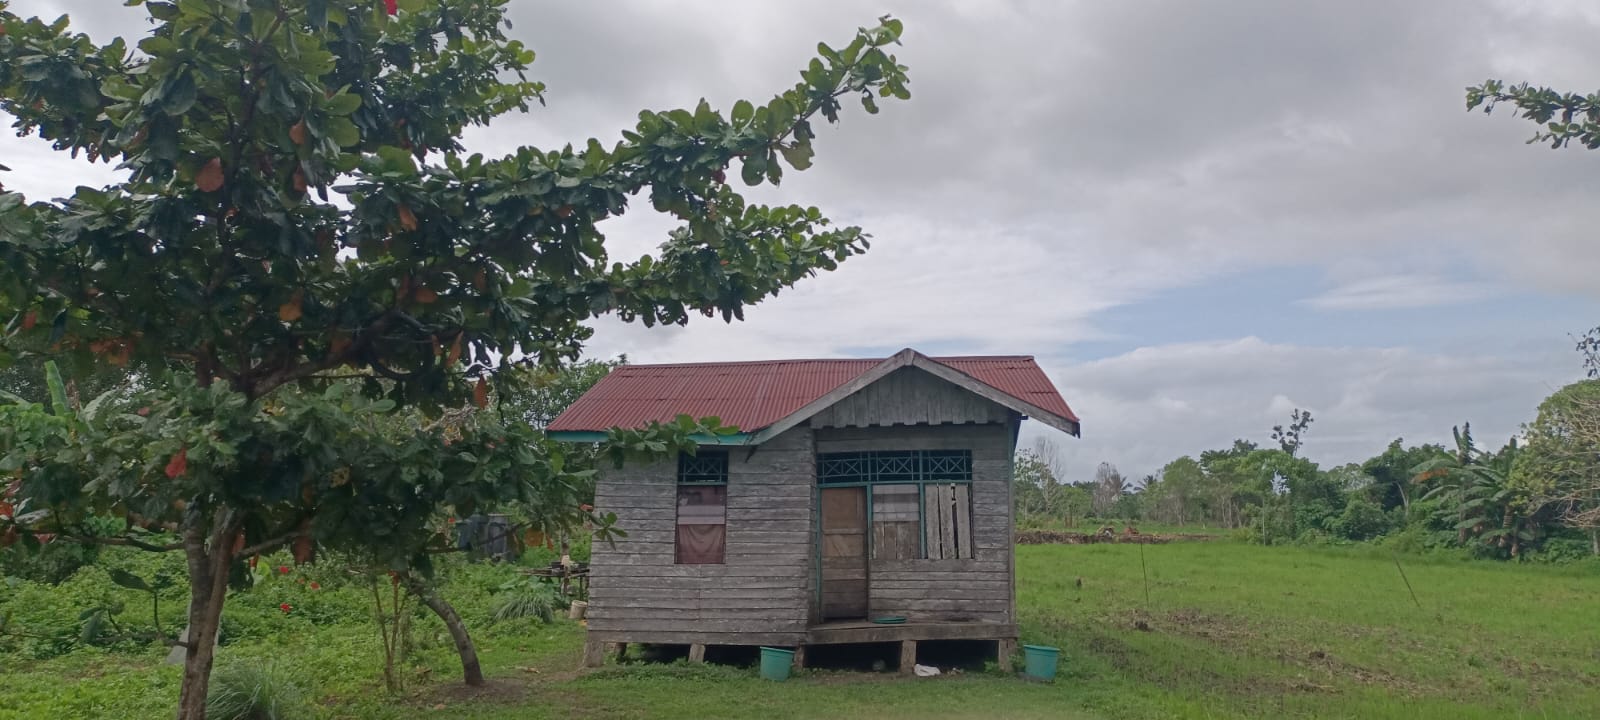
[1375,524,1471,559]
[0,541,101,585]
[1519,531,1600,565]
[1332,498,1390,541]
[1292,528,1344,547]
[1292,499,1341,537]
[206,661,310,720]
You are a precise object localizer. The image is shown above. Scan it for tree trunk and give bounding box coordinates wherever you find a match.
[401,573,484,686]
[176,520,237,720]
[1591,527,1598,557]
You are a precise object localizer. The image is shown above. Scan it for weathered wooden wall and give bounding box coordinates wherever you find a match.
[809,367,1013,429]
[586,426,816,647]
[813,422,1018,625]
[588,374,1025,646]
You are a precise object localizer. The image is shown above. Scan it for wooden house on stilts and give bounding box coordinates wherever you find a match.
[548,349,1080,671]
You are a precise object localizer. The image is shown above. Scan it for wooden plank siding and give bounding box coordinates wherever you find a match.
[587,382,1024,646]
[808,367,1013,429]
[815,423,1016,625]
[587,426,816,645]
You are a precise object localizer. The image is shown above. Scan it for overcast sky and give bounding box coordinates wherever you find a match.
[5,1,1599,482]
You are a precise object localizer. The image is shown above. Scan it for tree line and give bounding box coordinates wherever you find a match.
[1016,379,1600,560]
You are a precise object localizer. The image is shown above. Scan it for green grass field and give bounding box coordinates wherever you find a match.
[3,542,1596,719]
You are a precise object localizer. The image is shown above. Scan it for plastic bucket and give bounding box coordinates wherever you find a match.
[1022,645,1060,681]
[759,647,796,681]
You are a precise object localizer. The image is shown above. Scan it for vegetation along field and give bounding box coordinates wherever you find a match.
[3,540,1595,720]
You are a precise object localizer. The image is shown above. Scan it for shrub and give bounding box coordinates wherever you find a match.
[0,541,101,585]
[1292,528,1342,547]
[1332,498,1390,541]
[205,661,310,720]
[1517,530,1599,565]
[1376,524,1472,560]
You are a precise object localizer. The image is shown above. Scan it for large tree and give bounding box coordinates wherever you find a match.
[1517,380,1600,555]
[0,2,911,717]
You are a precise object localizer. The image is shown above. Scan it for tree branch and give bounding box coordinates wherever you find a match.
[238,530,301,558]
[59,534,184,552]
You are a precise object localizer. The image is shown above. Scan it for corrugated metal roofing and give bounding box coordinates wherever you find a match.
[547,353,1078,433]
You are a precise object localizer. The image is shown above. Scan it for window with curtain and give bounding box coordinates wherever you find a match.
[675,451,728,564]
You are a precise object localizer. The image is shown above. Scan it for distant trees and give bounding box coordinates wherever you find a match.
[499,358,623,430]
[1091,462,1127,517]
[1360,439,1443,513]
[1008,356,1598,560]
[1143,457,1204,525]
[1013,439,1089,527]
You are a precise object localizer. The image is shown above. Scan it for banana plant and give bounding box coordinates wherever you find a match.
[1414,428,1540,556]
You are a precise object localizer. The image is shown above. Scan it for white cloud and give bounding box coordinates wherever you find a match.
[1300,276,1499,310]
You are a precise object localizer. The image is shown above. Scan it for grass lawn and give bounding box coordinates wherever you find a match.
[2,542,1596,719]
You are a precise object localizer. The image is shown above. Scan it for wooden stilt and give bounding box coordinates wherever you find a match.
[688,643,706,664]
[899,640,917,675]
[581,638,605,668]
[792,645,807,670]
[997,639,1017,673]
[613,642,629,663]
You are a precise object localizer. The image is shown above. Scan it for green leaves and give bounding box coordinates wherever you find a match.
[1468,79,1600,150]
[323,90,362,116]
[740,152,767,186]
[779,142,813,171]
[731,99,754,127]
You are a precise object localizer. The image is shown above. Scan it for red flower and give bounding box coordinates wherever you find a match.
[279,603,292,613]
[309,582,321,591]
[278,565,290,574]
[579,503,593,512]
[383,0,397,15]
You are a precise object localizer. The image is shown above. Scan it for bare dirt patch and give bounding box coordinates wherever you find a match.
[415,677,533,708]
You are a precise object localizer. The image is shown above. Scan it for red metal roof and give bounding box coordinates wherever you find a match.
[547,353,1078,433]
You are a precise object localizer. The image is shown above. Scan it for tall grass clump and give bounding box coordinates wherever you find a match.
[205,661,309,720]
[488,578,561,625]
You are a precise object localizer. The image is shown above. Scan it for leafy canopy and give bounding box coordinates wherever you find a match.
[0,0,910,410]
[0,0,910,560]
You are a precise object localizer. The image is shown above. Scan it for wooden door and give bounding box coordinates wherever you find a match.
[819,487,868,620]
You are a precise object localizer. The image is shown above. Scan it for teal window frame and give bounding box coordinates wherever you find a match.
[677,450,729,485]
[814,450,973,560]
[676,450,729,564]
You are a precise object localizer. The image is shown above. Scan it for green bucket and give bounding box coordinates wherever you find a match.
[759,646,795,681]
[1022,644,1060,681]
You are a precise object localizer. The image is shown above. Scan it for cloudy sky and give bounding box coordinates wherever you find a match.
[5,1,1598,482]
